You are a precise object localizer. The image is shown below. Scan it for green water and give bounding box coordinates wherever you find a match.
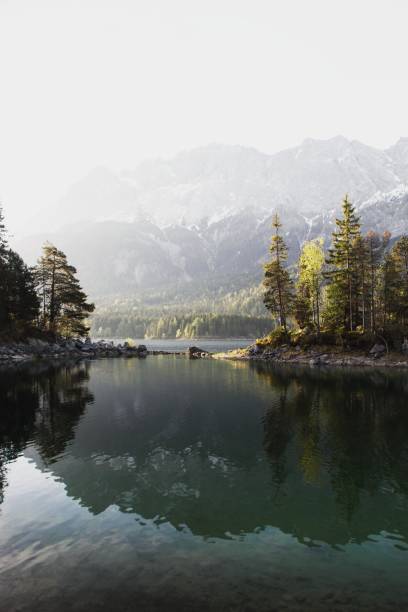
[1,357,408,611]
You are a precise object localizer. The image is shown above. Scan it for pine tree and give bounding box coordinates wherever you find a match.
[0,205,6,253]
[263,214,294,332]
[0,205,8,329]
[0,206,39,334]
[364,231,390,332]
[5,251,39,330]
[35,243,94,338]
[325,195,361,331]
[391,235,408,326]
[353,235,369,331]
[378,251,400,327]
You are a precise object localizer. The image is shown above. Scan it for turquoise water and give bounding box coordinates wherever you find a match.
[1,357,408,611]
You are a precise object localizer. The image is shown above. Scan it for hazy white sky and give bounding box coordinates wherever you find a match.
[1,0,408,231]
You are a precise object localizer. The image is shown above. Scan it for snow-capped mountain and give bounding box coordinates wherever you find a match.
[19,136,407,234]
[14,136,408,298]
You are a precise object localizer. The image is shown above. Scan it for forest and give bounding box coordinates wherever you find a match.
[92,311,271,339]
[262,195,408,349]
[0,206,94,340]
[1,195,408,347]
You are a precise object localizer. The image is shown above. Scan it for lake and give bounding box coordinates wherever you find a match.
[1,357,408,611]
[104,338,255,353]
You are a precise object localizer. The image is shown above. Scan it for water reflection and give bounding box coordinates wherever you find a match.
[1,359,408,548]
[257,363,408,546]
[0,362,92,505]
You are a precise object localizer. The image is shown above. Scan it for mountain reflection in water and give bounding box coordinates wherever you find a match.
[1,357,408,611]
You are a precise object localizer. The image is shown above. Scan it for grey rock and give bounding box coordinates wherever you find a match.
[370,343,386,356]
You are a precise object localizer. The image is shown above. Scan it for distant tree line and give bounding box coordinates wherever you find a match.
[0,206,94,339]
[263,196,408,346]
[92,312,271,339]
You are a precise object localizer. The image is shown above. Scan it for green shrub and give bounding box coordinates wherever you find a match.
[256,326,290,348]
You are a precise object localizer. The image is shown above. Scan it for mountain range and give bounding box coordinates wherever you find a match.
[14,136,408,301]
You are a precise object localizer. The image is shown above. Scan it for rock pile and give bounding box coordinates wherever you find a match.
[0,339,148,365]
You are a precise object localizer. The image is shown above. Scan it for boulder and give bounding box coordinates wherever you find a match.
[187,346,209,359]
[369,343,386,357]
[137,344,148,357]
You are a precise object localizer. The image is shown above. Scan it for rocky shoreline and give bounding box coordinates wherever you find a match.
[0,338,149,365]
[0,340,215,366]
[214,342,408,368]
[2,338,408,369]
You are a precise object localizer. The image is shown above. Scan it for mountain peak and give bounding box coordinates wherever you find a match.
[18,135,408,236]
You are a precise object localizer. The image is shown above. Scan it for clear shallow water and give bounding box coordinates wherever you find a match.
[1,358,408,612]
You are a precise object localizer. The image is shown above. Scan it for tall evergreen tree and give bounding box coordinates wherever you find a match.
[0,206,39,334]
[35,243,94,338]
[378,250,400,327]
[0,205,8,329]
[353,235,369,331]
[391,235,408,326]
[263,214,294,332]
[364,231,390,332]
[5,251,39,330]
[325,195,361,331]
[0,205,6,253]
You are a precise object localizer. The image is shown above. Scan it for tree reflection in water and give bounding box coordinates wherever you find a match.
[0,361,93,505]
[1,359,408,548]
[257,363,408,544]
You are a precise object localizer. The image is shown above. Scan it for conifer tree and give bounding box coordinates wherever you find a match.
[364,231,390,332]
[5,251,39,330]
[0,205,6,253]
[353,235,369,331]
[378,251,400,327]
[0,206,39,334]
[325,195,361,331]
[391,235,408,325]
[35,243,94,337]
[0,205,8,329]
[263,214,294,332]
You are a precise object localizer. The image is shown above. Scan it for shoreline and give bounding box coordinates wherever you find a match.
[213,345,408,368]
[2,339,408,369]
[0,339,149,365]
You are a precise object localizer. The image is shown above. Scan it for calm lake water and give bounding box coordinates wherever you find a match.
[106,338,255,352]
[1,357,408,612]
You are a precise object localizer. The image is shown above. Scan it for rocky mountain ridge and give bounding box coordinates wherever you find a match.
[13,136,408,300]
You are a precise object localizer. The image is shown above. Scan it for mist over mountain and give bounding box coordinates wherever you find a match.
[14,136,408,301]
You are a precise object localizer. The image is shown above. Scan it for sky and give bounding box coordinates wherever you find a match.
[1,0,408,232]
